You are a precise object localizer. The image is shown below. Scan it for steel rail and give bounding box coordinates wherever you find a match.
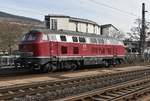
[0,68,150,100]
[61,75,150,101]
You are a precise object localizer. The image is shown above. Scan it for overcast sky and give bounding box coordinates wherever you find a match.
[1,0,150,32]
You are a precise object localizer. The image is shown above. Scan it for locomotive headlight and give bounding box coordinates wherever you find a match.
[34,64,38,66]
[28,61,31,64]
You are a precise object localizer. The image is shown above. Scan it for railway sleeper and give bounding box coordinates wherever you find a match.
[1,69,150,100]
[98,95,114,99]
[106,93,120,97]
[92,96,108,101]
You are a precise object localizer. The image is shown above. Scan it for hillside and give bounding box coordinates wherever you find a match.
[0,11,43,25]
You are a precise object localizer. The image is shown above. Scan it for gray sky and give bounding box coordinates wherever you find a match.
[1,0,150,32]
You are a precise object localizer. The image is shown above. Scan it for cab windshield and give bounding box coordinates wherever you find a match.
[21,31,38,41]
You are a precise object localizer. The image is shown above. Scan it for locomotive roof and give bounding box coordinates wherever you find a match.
[31,29,120,40]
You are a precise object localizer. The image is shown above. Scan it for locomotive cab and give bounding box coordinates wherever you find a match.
[19,30,41,56]
[15,30,46,69]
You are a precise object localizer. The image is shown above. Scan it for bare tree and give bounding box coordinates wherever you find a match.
[126,18,150,54]
[0,22,23,54]
[127,18,150,41]
[0,21,43,54]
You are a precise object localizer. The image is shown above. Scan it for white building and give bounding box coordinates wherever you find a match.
[44,14,120,37]
[101,24,119,36]
[45,14,101,34]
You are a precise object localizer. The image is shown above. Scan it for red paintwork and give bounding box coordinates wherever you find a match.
[19,32,125,58]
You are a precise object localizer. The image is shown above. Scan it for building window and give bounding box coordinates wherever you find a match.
[45,16,50,28]
[79,37,86,43]
[76,22,78,32]
[99,27,101,35]
[50,19,57,30]
[101,28,103,35]
[93,25,95,33]
[73,47,79,54]
[60,35,66,41]
[86,23,88,33]
[72,36,78,42]
[61,46,67,54]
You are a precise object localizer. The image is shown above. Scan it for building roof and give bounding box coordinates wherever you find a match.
[69,17,98,25]
[101,24,119,31]
[46,14,99,26]
[46,14,70,18]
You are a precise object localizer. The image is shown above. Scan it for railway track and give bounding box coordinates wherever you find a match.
[61,75,150,101]
[0,68,150,100]
[0,63,139,81]
[0,61,148,77]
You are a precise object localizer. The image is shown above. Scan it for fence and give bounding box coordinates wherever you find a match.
[125,53,150,64]
[0,55,19,67]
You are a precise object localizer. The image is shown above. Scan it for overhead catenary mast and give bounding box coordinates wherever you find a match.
[140,3,146,56]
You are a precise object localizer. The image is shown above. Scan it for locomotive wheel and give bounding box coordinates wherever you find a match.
[41,63,51,73]
[62,62,71,70]
[113,59,121,66]
[70,63,78,71]
[112,59,117,67]
[117,59,122,64]
[103,60,110,68]
[51,64,57,72]
[115,60,119,65]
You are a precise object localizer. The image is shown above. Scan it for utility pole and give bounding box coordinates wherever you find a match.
[140,3,146,57]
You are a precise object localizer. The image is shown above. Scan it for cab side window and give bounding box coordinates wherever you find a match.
[60,35,66,41]
[72,36,78,42]
[79,37,86,43]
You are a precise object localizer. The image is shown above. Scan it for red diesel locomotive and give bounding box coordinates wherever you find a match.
[15,29,125,72]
